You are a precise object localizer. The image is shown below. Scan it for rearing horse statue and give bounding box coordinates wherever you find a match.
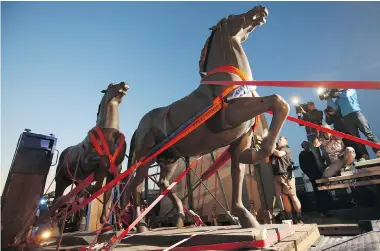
[124,6,289,232]
[54,82,129,230]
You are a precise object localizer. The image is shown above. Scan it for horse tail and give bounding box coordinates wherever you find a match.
[127,130,137,169]
[122,130,137,204]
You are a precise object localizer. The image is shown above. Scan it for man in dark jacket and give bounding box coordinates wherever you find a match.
[297,102,325,170]
[271,136,303,224]
[299,141,331,217]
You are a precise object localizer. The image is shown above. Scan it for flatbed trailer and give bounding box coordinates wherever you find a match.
[33,224,321,251]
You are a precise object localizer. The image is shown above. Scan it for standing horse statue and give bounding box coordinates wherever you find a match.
[124,6,289,232]
[54,82,129,231]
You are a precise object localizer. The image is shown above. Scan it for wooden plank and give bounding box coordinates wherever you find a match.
[118,224,295,251]
[269,224,320,251]
[317,179,380,191]
[88,179,111,231]
[35,224,320,251]
[353,158,380,168]
[315,166,380,184]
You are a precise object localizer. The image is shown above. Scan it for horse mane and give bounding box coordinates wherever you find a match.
[198,18,227,76]
[96,102,101,117]
[96,94,106,119]
[198,36,212,76]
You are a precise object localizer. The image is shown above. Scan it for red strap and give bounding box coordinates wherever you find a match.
[88,127,125,177]
[202,65,249,81]
[65,150,80,182]
[93,127,117,175]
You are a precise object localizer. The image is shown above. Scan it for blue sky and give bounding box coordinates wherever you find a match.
[2,1,380,193]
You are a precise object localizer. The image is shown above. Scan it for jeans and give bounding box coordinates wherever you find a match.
[307,134,324,171]
[343,111,380,154]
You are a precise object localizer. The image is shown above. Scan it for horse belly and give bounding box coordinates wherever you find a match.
[174,120,252,157]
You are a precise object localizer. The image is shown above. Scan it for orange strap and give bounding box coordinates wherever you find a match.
[202,65,249,82]
[204,65,260,134]
[88,127,125,177]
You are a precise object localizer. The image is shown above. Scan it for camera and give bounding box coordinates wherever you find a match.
[295,103,308,114]
[318,88,340,101]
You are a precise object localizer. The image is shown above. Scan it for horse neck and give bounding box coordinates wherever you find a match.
[96,102,120,131]
[202,29,253,95]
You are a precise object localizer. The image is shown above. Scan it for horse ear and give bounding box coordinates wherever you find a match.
[101,90,107,93]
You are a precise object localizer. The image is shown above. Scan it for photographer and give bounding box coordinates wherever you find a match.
[326,89,380,159]
[271,136,303,224]
[313,125,356,178]
[296,102,324,170]
[324,105,369,161]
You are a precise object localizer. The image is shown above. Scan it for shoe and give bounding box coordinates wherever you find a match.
[361,154,370,161]
[294,218,304,224]
[376,151,380,158]
[344,166,351,171]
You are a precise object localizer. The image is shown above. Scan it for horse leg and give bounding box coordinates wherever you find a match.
[130,163,152,233]
[77,193,88,231]
[100,176,113,225]
[158,161,185,228]
[53,175,70,205]
[229,132,261,228]
[224,95,289,164]
[84,155,110,195]
[52,175,71,233]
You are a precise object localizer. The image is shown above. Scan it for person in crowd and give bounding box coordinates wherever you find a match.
[271,136,303,224]
[297,102,325,170]
[313,125,356,178]
[324,105,369,161]
[299,141,331,217]
[327,89,380,159]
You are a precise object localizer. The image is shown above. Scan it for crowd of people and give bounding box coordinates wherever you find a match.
[270,88,380,223]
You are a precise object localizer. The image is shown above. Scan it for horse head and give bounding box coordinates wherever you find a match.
[100,82,130,104]
[97,82,130,129]
[213,6,268,42]
[199,6,268,77]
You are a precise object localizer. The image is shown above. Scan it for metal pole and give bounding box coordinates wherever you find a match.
[210,152,230,211]
[185,157,193,210]
[144,177,149,201]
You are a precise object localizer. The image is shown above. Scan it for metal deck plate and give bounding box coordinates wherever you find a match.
[310,231,380,251]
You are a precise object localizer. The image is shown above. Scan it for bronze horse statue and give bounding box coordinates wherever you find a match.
[54,82,129,231]
[123,6,289,232]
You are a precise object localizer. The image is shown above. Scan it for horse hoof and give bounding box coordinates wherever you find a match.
[137,223,149,233]
[176,213,185,228]
[78,217,87,231]
[99,215,107,224]
[232,206,260,228]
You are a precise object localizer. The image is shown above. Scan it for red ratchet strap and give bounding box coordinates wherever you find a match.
[60,65,248,222]
[162,226,234,251]
[200,80,380,90]
[65,151,80,182]
[183,206,206,227]
[267,111,380,150]
[88,127,126,177]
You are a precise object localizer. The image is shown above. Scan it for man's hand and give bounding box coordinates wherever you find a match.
[273,149,287,157]
[297,113,302,117]
[313,132,321,147]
